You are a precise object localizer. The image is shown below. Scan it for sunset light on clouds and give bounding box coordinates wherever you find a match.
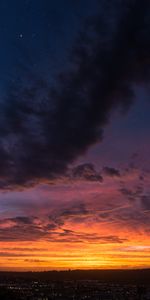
[0,109,150,270]
[0,0,150,271]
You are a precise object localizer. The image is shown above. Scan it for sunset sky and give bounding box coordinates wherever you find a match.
[0,0,150,271]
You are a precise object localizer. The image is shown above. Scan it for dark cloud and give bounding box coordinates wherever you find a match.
[117,210,150,231]
[0,0,150,187]
[103,167,120,177]
[119,185,144,201]
[0,252,39,257]
[99,206,150,232]
[2,247,49,252]
[49,203,90,226]
[119,187,137,201]
[70,163,103,182]
[47,227,127,244]
[12,216,33,224]
[60,203,89,218]
[0,214,126,244]
[24,259,49,263]
[141,194,150,210]
[0,215,58,241]
[139,175,145,181]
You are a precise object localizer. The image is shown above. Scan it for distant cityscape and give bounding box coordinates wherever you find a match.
[0,270,150,300]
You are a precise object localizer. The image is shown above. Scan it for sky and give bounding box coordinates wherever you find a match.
[0,0,150,271]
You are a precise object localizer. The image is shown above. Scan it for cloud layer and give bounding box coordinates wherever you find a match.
[0,163,149,269]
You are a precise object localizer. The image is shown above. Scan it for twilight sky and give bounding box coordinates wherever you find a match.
[0,0,150,271]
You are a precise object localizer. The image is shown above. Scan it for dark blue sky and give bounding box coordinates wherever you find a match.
[0,0,99,91]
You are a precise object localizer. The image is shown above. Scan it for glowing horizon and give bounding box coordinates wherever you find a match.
[0,159,149,271]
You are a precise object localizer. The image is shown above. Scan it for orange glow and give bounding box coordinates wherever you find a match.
[0,227,150,271]
[0,166,149,271]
